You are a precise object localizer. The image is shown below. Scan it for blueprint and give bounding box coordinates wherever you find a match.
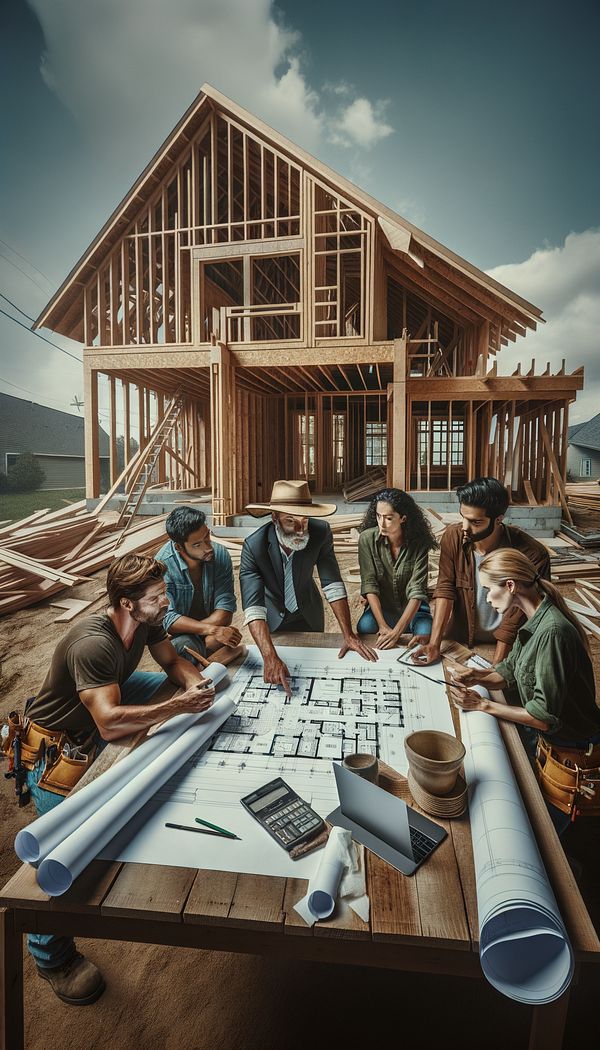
[460,673,574,1005]
[99,645,455,878]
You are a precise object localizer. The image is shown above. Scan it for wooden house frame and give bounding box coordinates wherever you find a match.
[36,85,583,524]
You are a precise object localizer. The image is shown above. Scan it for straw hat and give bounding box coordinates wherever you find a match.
[246,480,337,517]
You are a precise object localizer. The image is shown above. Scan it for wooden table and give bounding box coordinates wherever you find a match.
[2,634,599,1050]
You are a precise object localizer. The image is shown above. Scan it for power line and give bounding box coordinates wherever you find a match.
[0,248,50,295]
[0,375,140,428]
[0,292,35,323]
[0,307,83,364]
[0,237,53,288]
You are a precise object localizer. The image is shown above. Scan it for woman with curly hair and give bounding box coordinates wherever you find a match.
[450,548,600,833]
[357,488,437,650]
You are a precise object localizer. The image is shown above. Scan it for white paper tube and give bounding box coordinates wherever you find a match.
[15,661,229,866]
[461,684,574,1004]
[35,694,235,895]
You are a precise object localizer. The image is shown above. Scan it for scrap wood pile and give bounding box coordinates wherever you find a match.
[565,482,600,533]
[342,467,387,502]
[0,503,169,617]
[565,579,600,641]
[541,534,600,583]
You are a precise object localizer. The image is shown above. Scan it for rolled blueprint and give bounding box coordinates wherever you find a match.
[460,684,574,1004]
[35,693,235,895]
[295,826,352,924]
[15,662,229,869]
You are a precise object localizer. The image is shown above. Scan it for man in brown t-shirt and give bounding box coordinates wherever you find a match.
[24,553,215,1007]
[410,477,550,666]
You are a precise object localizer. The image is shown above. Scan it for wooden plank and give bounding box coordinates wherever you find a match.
[368,851,422,942]
[539,419,573,523]
[314,895,370,940]
[0,866,51,910]
[101,863,196,922]
[226,874,286,931]
[184,870,239,924]
[281,878,313,937]
[54,860,123,915]
[413,821,470,947]
[51,597,93,622]
[449,814,479,948]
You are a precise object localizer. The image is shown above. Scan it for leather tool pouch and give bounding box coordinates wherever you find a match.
[535,737,600,819]
[38,749,92,797]
[16,720,96,796]
[19,721,66,771]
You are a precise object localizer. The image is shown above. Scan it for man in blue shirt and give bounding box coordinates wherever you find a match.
[156,507,240,662]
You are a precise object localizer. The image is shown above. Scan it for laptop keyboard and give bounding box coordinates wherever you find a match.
[409,826,437,862]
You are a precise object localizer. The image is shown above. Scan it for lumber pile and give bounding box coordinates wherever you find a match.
[565,482,600,532]
[0,504,169,617]
[342,467,387,502]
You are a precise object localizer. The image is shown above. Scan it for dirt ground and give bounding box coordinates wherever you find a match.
[1,552,599,1049]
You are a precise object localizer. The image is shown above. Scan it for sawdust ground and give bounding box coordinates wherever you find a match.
[1,555,599,1049]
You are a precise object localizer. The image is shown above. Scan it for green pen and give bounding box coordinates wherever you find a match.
[195,816,238,839]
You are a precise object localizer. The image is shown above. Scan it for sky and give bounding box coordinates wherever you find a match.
[1,0,599,433]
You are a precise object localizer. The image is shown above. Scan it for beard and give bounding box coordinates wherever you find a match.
[131,605,166,626]
[275,520,310,552]
[463,517,497,546]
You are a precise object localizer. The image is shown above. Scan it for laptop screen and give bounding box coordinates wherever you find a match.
[333,763,414,860]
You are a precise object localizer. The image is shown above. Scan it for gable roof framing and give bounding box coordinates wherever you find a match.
[35,83,543,343]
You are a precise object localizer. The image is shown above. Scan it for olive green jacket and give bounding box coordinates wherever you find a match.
[495,596,600,741]
[358,527,430,612]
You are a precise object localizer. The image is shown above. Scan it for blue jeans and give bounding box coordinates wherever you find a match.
[26,668,167,969]
[357,601,432,638]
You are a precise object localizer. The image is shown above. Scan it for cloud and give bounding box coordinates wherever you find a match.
[488,229,600,424]
[329,97,394,149]
[27,0,391,164]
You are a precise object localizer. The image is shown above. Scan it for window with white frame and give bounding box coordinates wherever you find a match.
[5,452,19,472]
[417,419,464,467]
[581,458,592,477]
[365,421,387,466]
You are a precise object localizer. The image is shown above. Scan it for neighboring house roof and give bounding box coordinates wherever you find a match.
[568,422,584,441]
[35,84,544,343]
[0,392,109,457]
[567,412,600,453]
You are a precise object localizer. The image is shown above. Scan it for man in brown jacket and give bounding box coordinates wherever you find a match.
[410,477,550,665]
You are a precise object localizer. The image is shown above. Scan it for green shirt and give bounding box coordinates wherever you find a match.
[358,527,429,613]
[495,597,600,741]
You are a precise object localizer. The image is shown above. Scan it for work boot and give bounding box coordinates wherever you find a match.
[36,952,106,1005]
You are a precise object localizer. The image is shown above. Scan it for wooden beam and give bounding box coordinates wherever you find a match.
[84,363,100,499]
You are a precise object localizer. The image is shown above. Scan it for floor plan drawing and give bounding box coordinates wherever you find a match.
[100,646,456,878]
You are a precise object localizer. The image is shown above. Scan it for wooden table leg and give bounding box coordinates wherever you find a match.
[0,908,24,1050]
[529,987,571,1050]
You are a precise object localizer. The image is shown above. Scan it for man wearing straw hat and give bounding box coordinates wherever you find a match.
[240,480,377,693]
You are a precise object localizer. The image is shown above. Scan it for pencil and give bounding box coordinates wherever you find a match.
[195,816,238,839]
[165,822,240,839]
[396,656,448,687]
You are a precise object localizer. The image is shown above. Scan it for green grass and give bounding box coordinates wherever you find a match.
[0,488,86,524]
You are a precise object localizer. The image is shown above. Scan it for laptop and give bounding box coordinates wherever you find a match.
[327,762,447,876]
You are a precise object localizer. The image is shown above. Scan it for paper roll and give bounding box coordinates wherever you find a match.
[461,682,574,1004]
[15,662,230,870]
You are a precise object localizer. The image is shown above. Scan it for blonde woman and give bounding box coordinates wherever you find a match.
[450,548,600,834]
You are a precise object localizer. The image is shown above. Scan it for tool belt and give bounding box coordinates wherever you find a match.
[1,711,96,798]
[535,736,600,820]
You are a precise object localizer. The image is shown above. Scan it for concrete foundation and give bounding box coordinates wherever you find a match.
[89,489,562,538]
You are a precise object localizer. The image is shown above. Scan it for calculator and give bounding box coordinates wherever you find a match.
[240,777,324,852]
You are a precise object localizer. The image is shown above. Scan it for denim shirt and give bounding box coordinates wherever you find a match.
[156,539,236,632]
[495,596,600,741]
